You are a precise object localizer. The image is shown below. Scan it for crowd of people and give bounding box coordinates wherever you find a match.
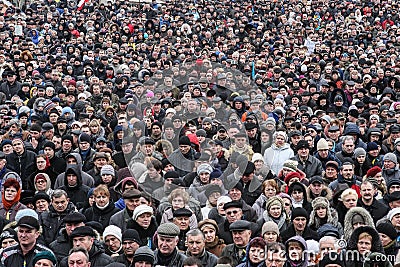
[0,0,400,266]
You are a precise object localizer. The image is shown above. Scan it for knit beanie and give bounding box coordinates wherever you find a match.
[319,252,344,267]
[265,196,284,212]
[197,163,213,175]
[101,165,115,176]
[103,225,122,242]
[317,138,329,151]
[366,142,379,152]
[291,207,309,222]
[383,153,398,164]
[387,207,400,221]
[179,136,191,146]
[262,221,280,236]
[354,147,366,158]
[132,204,153,221]
[283,159,299,172]
[284,172,302,184]
[133,246,155,264]
[217,196,232,207]
[376,223,398,241]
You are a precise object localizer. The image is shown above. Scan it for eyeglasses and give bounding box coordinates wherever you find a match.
[36,179,46,184]
[226,210,240,216]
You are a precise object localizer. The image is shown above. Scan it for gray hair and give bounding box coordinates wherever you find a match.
[68,247,89,262]
[186,229,205,239]
[51,189,68,200]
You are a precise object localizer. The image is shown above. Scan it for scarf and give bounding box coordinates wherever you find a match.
[96,202,110,210]
[2,188,21,211]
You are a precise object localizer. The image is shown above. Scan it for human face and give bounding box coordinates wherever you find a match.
[264,186,277,198]
[94,157,107,168]
[263,231,278,243]
[73,236,94,251]
[105,235,121,252]
[35,199,49,212]
[269,205,282,219]
[229,188,242,201]
[293,217,307,232]
[199,172,210,184]
[310,183,323,195]
[265,250,285,267]
[384,160,396,170]
[316,206,327,218]
[291,190,303,202]
[288,243,303,261]
[391,214,400,229]
[275,135,285,147]
[342,194,357,209]
[65,222,85,236]
[187,234,205,256]
[36,157,47,170]
[171,196,185,210]
[232,230,251,246]
[235,137,247,148]
[62,140,72,151]
[341,164,354,180]
[4,187,18,202]
[379,233,392,247]
[67,174,78,186]
[12,140,24,154]
[179,144,191,154]
[35,259,54,267]
[123,239,139,256]
[68,251,90,267]
[94,193,109,207]
[174,216,190,230]
[319,240,335,257]
[52,195,69,213]
[357,237,372,255]
[158,236,178,255]
[18,226,39,247]
[136,213,152,229]
[1,237,17,248]
[360,182,375,203]
[225,207,243,223]
[249,246,265,264]
[125,198,141,211]
[325,167,337,180]
[202,227,216,243]
[79,141,90,151]
[343,140,355,154]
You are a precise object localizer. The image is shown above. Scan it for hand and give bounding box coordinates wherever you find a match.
[30,137,38,149]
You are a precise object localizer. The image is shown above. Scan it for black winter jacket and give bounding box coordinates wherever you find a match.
[83,202,119,230]
[0,243,54,267]
[60,242,114,267]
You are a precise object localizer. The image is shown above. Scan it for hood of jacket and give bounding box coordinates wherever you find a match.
[271,142,291,151]
[64,165,83,189]
[347,225,384,253]
[343,207,375,241]
[285,236,308,267]
[114,177,138,194]
[67,153,83,171]
[343,123,360,136]
[309,206,339,229]
[34,173,52,192]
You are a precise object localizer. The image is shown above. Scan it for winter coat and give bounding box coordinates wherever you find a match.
[73,147,96,172]
[6,149,36,189]
[382,167,400,183]
[357,198,390,224]
[345,226,384,267]
[39,202,77,246]
[336,124,367,152]
[49,228,72,263]
[306,186,333,202]
[220,243,247,267]
[280,224,319,244]
[343,207,375,241]
[309,207,344,237]
[186,249,218,267]
[264,143,294,175]
[205,237,226,257]
[314,151,342,169]
[153,248,187,267]
[0,201,26,221]
[167,148,197,177]
[83,202,120,230]
[258,210,289,233]
[126,217,158,249]
[0,242,54,267]
[157,197,203,224]
[218,219,260,245]
[329,175,361,197]
[59,165,90,210]
[54,153,95,188]
[109,208,132,233]
[252,194,268,219]
[60,242,114,267]
[290,154,323,178]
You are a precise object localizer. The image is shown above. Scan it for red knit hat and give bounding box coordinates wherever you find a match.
[366,166,382,178]
[284,172,302,184]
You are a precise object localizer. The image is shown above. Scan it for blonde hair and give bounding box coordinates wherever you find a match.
[168,188,189,204]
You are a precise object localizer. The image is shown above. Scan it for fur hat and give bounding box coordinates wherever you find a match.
[198,219,218,232]
[311,197,330,209]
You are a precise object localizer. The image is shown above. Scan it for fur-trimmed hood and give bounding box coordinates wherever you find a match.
[306,186,332,203]
[347,225,384,253]
[343,207,375,241]
[309,206,341,230]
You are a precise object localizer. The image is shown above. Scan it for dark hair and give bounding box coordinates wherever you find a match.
[182,257,202,267]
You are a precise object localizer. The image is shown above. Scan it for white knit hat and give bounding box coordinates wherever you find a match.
[217,196,232,208]
[132,204,153,221]
[252,153,265,163]
[388,207,400,221]
[103,225,122,242]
